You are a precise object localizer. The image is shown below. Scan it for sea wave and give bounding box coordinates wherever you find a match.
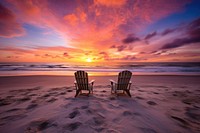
[0,62,200,76]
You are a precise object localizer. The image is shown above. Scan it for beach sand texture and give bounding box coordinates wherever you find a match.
[0,76,200,133]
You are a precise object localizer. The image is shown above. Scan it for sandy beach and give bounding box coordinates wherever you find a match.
[0,75,200,133]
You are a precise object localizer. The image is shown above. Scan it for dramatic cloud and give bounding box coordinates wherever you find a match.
[122,34,140,44]
[117,45,127,51]
[121,55,137,60]
[1,0,199,62]
[160,18,200,50]
[98,51,109,60]
[187,18,200,38]
[110,44,132,52]
[161,37,200,50]
[144,31,157,40]
[0,3,25,37]
[63,52,69,57]
[161,28,176,36]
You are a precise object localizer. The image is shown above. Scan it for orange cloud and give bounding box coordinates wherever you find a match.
[80,11,87,22]
[64,14,78,26]
[94,0,127,7]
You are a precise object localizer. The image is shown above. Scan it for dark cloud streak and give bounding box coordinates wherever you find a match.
[144,31,157,40]
[161,28,176,36]
[160,17,200,50]
[122,34,140,44]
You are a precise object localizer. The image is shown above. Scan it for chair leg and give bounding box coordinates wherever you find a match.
[111,89,114,94]
[75,89,80,97]
[126,90,132,97]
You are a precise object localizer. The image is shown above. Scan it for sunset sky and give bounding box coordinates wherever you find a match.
[0,0,200,64]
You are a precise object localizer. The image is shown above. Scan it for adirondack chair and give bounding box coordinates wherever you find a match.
[74,71,95,97]
[110,70,132,97]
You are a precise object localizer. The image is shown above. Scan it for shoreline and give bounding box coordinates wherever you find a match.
[1,75,200,91]
[1,73,200,77]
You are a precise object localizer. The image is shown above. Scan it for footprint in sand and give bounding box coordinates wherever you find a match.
[86,109,95,115]
[135,96,145,100]
[59,92,66,95]
[138,89,145,92]
[147,101,157,105]
[0,98,13,106]
[5,95,14,98]
[123,111,132,116]
[25,119,56,132]
[1,114,27,121]
[28,94,37,97]
[64,122,82,131]
[86,116,105,128]
[182,96,200,105]
[17,96,31,102]
[94,127,105,132]
[139,127,157,133]
[6,108,21,112]
[26,103,38,110]
[93,116,105,126]
[68,110,80,119]
[46,98,57,103]
[133,112,141,116]
[112,117,120,123]
[170,116,190,128]
[109,97,116,100]
[185,107,200,121]
[81,105,88,109]
[42,94,50,98]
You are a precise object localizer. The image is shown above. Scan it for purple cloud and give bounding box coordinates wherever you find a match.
[122,34,140,44]
[160,37,200,50]
[121,55,137,60]
[144,31,157,40]
[161,28,176,36]
[160,17,200,50]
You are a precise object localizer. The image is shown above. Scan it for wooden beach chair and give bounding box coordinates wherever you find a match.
[74,71,95,97]
[110,70,132,97]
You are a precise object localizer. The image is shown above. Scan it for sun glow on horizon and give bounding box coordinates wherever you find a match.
[86,58,92,62]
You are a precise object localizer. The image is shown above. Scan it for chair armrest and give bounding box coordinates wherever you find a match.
[89,80,95,85]
[127,81,132,90]
[110,79,117,84]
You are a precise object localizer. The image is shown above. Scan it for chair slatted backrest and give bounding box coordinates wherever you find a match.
[117,70,132,90]
[75,71,89,90]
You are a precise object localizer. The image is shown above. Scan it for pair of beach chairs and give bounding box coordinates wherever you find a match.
[74,70,132,97]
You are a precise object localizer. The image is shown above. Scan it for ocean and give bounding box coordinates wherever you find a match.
[0,62,200,76]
